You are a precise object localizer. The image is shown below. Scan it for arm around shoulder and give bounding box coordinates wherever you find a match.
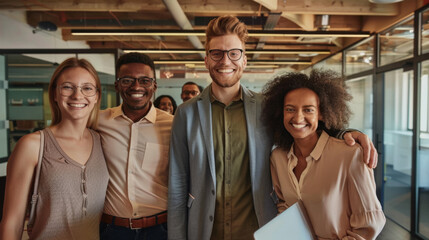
[0,132,41,240]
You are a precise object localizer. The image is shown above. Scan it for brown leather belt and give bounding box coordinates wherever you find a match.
[101,211,167,229]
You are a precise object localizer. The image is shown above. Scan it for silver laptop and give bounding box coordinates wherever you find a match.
[254,201,315,240]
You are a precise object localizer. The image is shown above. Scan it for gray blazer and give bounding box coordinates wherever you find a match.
[168,85,277,240]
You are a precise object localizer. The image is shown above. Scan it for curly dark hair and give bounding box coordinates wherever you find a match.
[262,69,352,150]
[154,95,177,114]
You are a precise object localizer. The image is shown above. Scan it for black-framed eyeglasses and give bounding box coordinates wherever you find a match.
[182,90,199,96]
[208,48,244,61]
[117,77,155,87]
[58,83,98,97]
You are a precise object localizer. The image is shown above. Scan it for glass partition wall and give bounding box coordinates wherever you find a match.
[1,51,117,155]
[345,75,373,140]
[337,5,429,239]
[382,68,413,231]
[419,60,429,238]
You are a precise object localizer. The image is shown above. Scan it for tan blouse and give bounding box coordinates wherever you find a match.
[270,131,386,240]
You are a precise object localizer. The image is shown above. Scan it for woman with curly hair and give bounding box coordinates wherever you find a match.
[262,69,385,239]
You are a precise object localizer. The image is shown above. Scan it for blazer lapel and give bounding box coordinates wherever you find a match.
[197,87,217,186]
[243,87,257,186]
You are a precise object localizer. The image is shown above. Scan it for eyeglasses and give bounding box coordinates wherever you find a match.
[182,90,199,96]
[58,83,98,97]
[117,77,155,87]
[208,48,244,61]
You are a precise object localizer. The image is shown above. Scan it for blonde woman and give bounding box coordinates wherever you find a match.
[0,58,109,240]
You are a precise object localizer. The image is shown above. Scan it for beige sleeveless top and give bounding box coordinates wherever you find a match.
[28,128,109,240]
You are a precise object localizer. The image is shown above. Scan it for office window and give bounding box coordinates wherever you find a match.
[422,8,429,55]
[379,16,414,66]
[419,60,429,238]
[345,37,374,76]
[313,52,342,73]
[345,75,373,139]
[383,68,413,231]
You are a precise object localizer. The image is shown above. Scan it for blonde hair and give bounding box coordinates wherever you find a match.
[205,15,248,53]
[48,58,101,129]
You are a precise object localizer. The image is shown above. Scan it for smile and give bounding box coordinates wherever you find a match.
[292,123,307,129]
[68,103,87,108]
[217,69,234,73]
[130,93,144,98]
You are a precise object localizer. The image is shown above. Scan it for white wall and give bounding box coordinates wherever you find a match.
[0,10,115,75]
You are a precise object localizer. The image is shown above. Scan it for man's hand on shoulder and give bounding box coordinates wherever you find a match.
[343,131,378,169]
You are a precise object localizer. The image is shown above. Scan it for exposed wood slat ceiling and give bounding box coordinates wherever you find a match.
[0,0,425,70]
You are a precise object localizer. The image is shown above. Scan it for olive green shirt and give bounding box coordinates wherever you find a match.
[210,88,259,240]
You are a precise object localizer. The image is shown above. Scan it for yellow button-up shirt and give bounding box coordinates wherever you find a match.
[97,104,173,218]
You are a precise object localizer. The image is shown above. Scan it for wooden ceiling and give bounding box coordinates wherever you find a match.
[0,0,425,70]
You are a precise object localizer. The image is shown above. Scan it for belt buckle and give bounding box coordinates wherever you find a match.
[129,218,139,230]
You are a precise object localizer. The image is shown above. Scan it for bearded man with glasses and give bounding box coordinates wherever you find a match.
[97,52,173,240]
[168,15,379,240]
[180,82,203,102]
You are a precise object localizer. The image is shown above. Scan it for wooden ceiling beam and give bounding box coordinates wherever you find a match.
[2,0,400,16]
[275,0,399,16]
[281,13,314,31]
[1,0,167,12]
[253,0,277,11]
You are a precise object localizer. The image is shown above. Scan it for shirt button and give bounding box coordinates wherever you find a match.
[209,216,213,221]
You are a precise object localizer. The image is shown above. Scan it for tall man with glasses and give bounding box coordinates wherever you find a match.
[97,52,172,240]
[168,15,378,240]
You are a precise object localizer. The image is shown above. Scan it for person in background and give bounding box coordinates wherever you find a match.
[98,52,172,240]
[0,58,109,240]
[263,70,385,239]
[180,81,203,102]
[167,15,378,240]
[154,95,177,115]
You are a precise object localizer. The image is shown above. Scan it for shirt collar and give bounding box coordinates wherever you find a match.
[209,84,243,103]
[109,103,157,123]
[287,130,330,161]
